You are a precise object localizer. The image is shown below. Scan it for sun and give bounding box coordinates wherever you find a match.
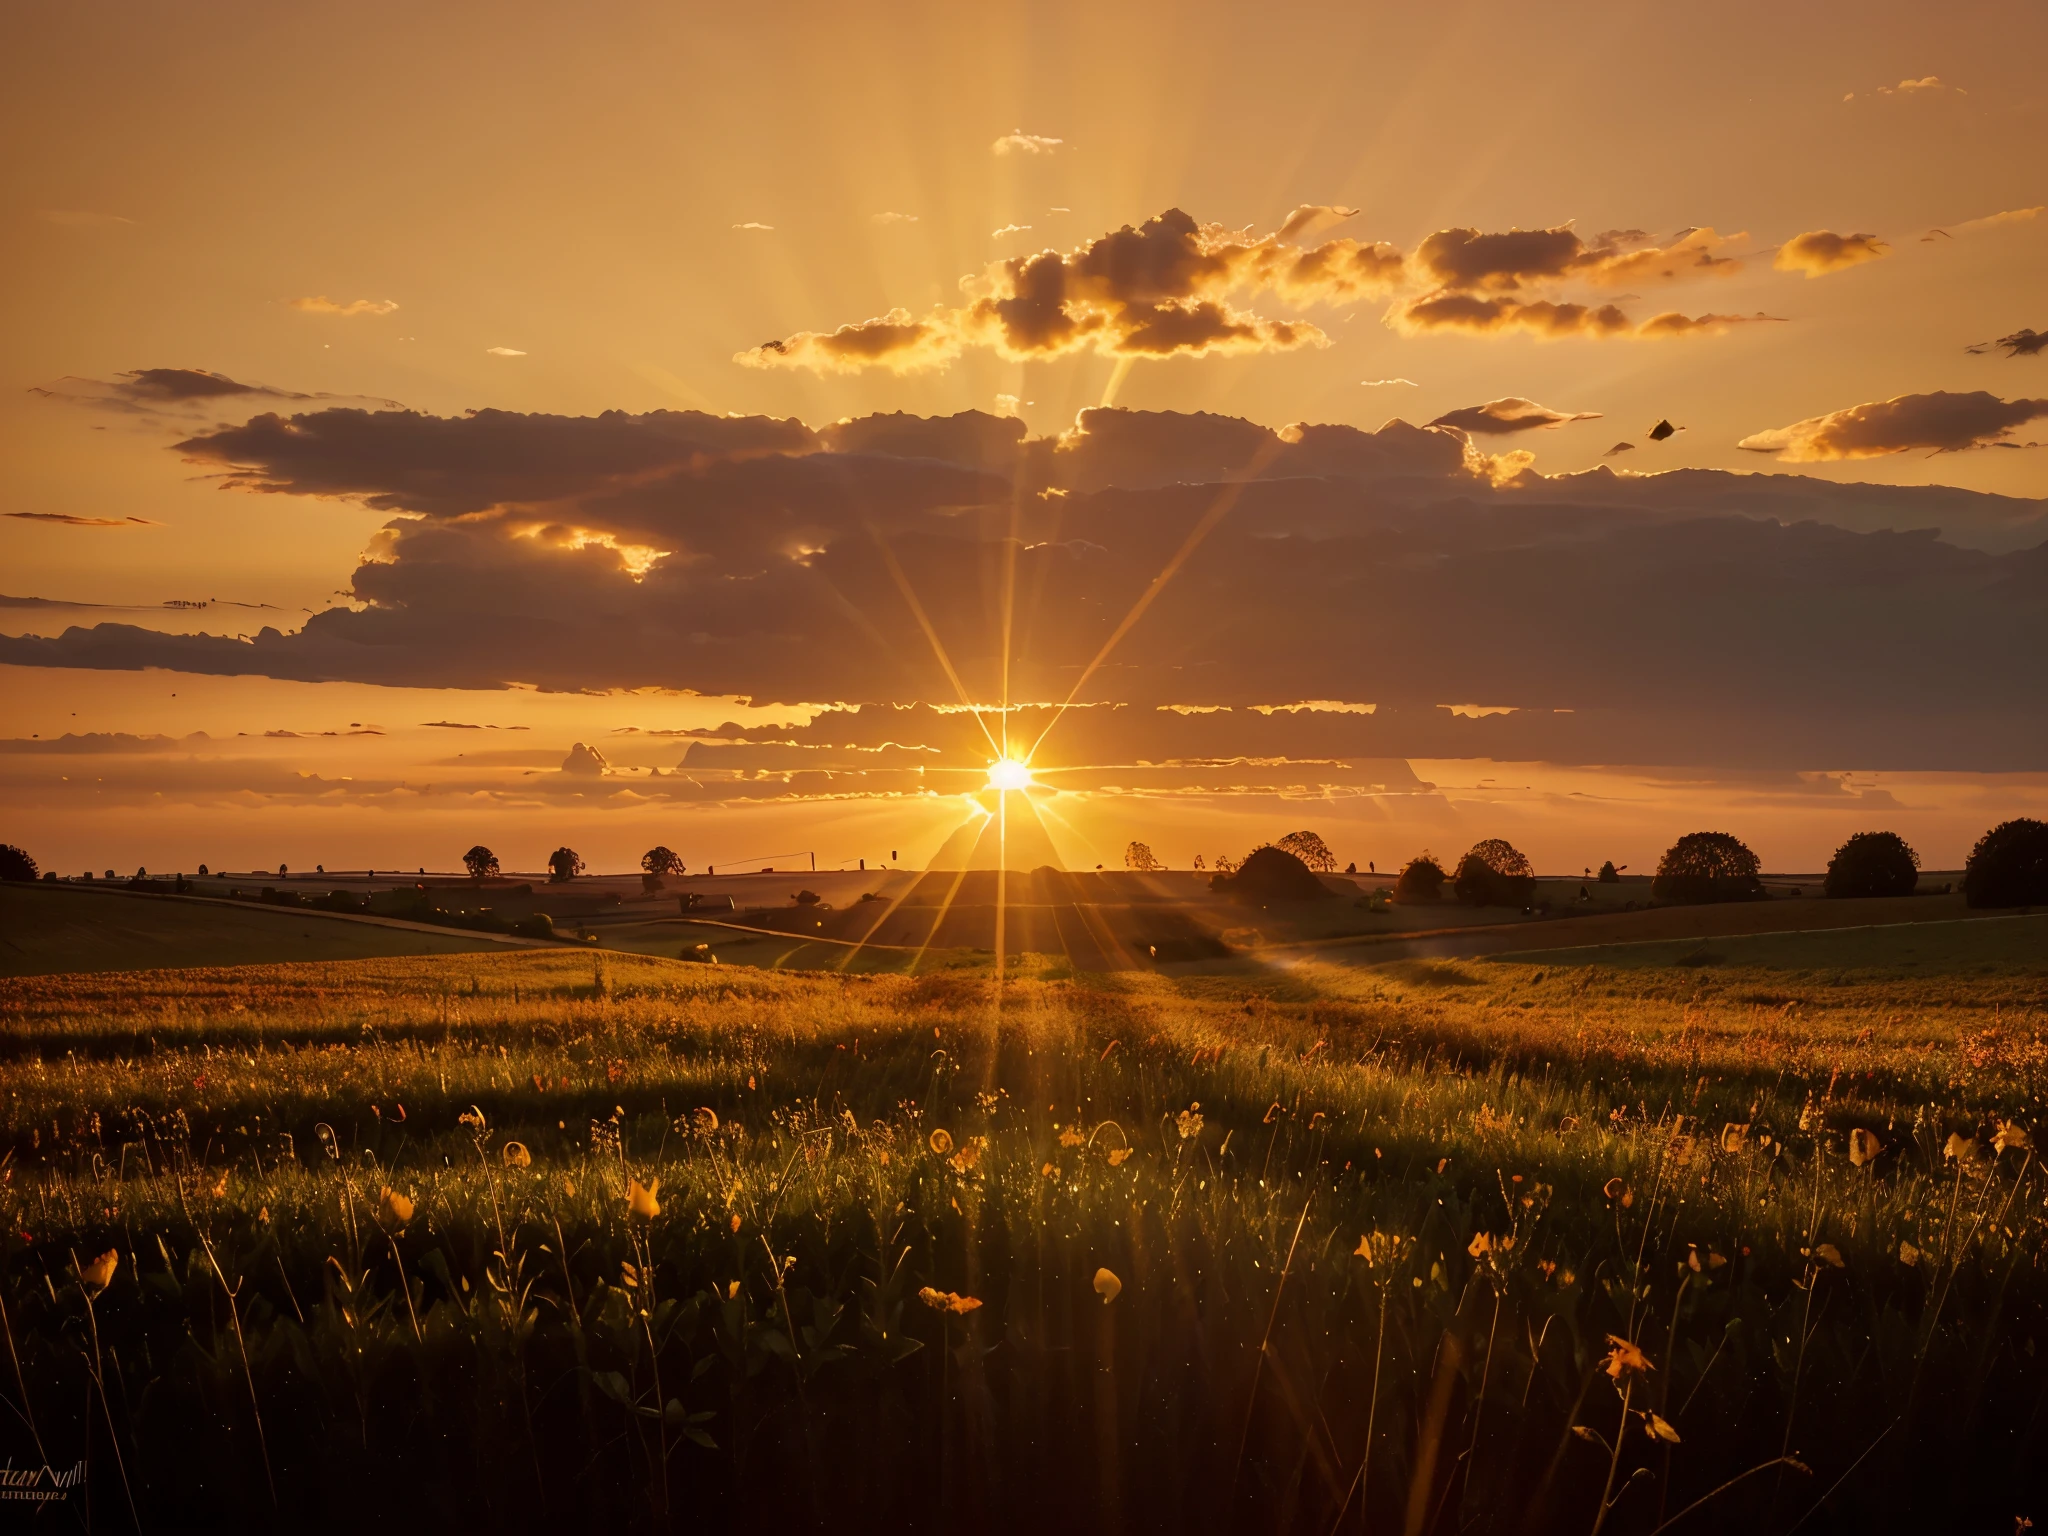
[986,757,1034,791]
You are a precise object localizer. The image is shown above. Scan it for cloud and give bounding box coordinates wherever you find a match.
[28,367,313,417]
[1773,230,1888,277]
[1848,76,1964,102]
[291,296,400,316]
[1969,328,2046,359]
[39,209,135,228]
[1427,397,1602,435]
[871,211,918,225]
[991,223,1032,238]
[1274,204,1358,241]
[5,512,161,528]
[1603,442,1635,456]
[1950,206,2043,235]
[486,347,528,357]
[1360,378,1417,388]
[992,130,1062,155]
[1391,294,1628,337]
[1739,390,2048,460]
[6,397,2045,783]
[731,222,774,231]
[1412,225,1745,293]
[119,368,274,401]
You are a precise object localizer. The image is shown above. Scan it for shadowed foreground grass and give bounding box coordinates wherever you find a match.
[0,948,2044,1532]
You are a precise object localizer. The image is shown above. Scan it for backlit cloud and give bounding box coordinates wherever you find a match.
[1412,225,1745,292]
[1969,328,2045,359]
[1773,230,1888,277]
[992,130,1061,155]
[871,211,918,225]
[731,221,774,231]
[991,223,1032,238]
[38,210,134,228]
[291,296,400,316]
[1738,390,2048,460]
[1428,397,1601,435]
[486,346,528,357]
[1846,76,1964,101]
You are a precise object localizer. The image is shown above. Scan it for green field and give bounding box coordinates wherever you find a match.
[0,883,529,976]
[0,914,2043,1531]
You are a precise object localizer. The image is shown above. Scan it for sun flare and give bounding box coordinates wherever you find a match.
[986,757,1034,791]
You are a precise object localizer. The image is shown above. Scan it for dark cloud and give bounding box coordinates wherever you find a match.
[1412,225,1745,292]
[3,401,2045,769]
[1427,398,1601,435]
[5,513,160,528]
[1739,390,2048,460]
[1968,328,2046,359]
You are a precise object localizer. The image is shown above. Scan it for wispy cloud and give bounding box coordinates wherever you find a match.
[1360,378,1417,387]
[485,347,527,357]
[290,296,399,316]
[38,210,134,228]
[732,221,774,231]
[6,512,161,528]
[1428,397,1601,435]
[1845,75,1964,102]
[871,211,918,225]
[992,129,1062,156]
[991,223,1033,238]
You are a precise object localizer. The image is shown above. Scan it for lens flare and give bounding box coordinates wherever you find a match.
[986,757,1034,791]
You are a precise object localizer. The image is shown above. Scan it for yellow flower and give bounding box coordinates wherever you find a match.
[501,1140,532,1168]
[1944,1133,1979,1163]
[917,1286,983,1315]
[693,1106,720,1135]
[1093,1267,1122,1304]
[1847,1128,1882,1167]
[377,1186,415,1232]
[1176,1106,1204,1140]
[77,1249,118,1298]
[1467,1232,1494,1259]
[949,1137,986,1173]
[1898,1241,1921,1267]
[627,1176,661,1220]
[1719,1122,1751,1153]
[1644,1412,1681,1444]
[1995,1121,2033,1155]
[1603,1334,1653,1379]
[928,1128,954,1156]
[1058,1126,1085,1148]
[1106,1147,1132,1167]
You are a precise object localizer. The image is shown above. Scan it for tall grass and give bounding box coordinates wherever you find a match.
[0,951,2042,1531]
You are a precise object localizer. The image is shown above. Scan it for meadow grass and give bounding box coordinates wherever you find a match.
[0,946,2043,1531]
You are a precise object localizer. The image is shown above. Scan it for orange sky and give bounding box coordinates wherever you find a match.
[3,0,2045,875]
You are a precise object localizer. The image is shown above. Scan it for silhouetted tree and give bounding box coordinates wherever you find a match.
[1823,831,1919,899]
[1652,832,1763,904]
[1393,854,1447,904]
[463,845,501,881]
[1124,841,1162,872]
[1453,838,1536,907]
[1275,830,1337,874]
[1963,818,2048,909]
[547,847,586,883]
[0,845,37,882]
[1191,854,1206,871]
[1597,860,1623,884]
[1212,853,1239,875]
[642,846,684,877]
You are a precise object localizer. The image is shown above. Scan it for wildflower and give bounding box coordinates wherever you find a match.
[501,1140,532,1168]
[628,1176,661,1220]
[1898,1241,1921,1266]
[209,1170,229,1198]
[1644,1412,1681,1444]
[77,1249,119,1298]
[1848,1128,1882,1167]
[1945,1133,1979,1163]
[693,1106,720,1135]
[562,1178,576,1198]
[459,1105,488,1133]
[1093,1267,1122,1304]
[1995,1121,2032,1155]
[1467,1232,1494,1259]
[1058,1126,1085,1148]
[1813,1242,1845,1268]
[1177,1105,1204,1140]
[377,1186,415,1232]
[1106,1148,1132,1167]
[1041,1162,1057,1178]
[1602,1177,1634,1208]
[1603,1335,1653,1379]
[917,1287,983,1315]
[1720,1122,1751,1153]
[621,1261,641,1289]
[950,1137,986,1173]
[929,1128,954,1156]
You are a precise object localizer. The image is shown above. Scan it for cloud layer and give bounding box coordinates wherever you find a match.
[6,398,2046,769]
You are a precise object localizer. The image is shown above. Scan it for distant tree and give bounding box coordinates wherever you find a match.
[1275,830,1337,874]
[1963,818,2048,909]
[642,846,684,877]
[793,889,821,906]
[1453,838,1536,907]
[1823,831,1919,899]
[198,863,209,877]
[278,863,288,877]
[1652,832,1763,904]
[1124,841,1162,872]
[1393,854,1447,904]
[547,846,586,883]
[1191,854,1206,871]
[0,845,37,882]
[1597,861,1623,884]
[463,845,501,881]
[1213,853,1239,875]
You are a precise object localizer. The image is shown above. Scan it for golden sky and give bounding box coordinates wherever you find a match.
[2,0,2045,875]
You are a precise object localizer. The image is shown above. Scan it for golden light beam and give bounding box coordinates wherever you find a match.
[869,525,1004,762]
[1025,437,1285,766]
